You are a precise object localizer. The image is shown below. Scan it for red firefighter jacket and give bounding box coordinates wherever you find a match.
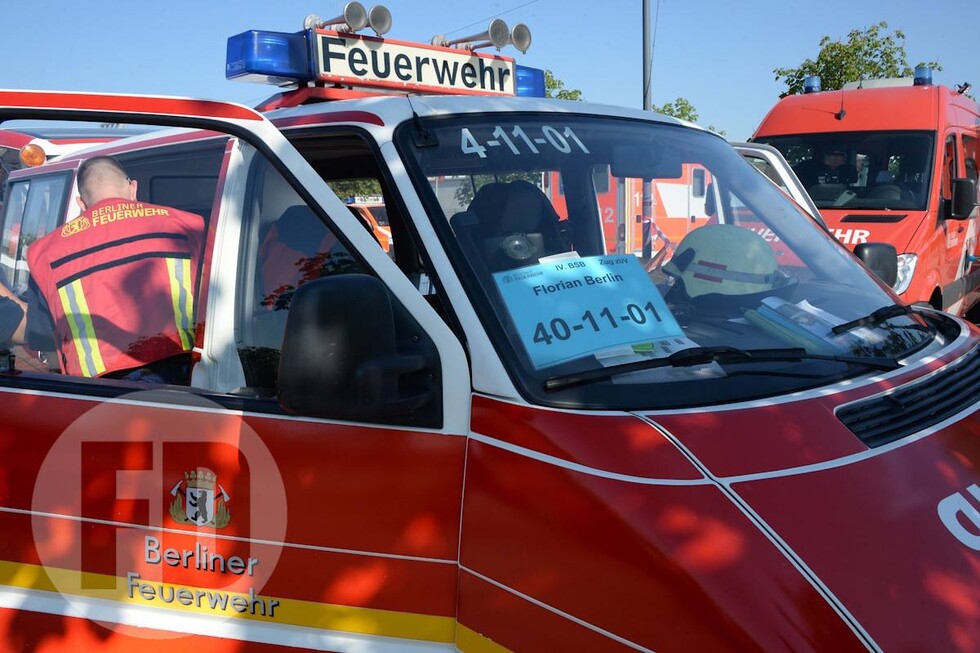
[26,198,205,377]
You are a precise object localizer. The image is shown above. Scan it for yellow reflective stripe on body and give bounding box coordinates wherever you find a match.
[166,257,195,350]
[57,280,106,377]
[0,560,454,644]
[457,624,514,652]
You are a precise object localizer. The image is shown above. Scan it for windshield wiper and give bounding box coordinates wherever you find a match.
[830,303,920,335]
[543,345,901,392]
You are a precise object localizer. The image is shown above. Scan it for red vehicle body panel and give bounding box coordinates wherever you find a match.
[0,391,464,646]
[459,336,980,651]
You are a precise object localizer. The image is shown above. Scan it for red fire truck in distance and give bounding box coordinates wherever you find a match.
[753,69,980,317]
[0,9,978,652]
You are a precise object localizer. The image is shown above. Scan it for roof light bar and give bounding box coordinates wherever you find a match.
[515,65,546,97]
[231,7,533,99]
[226,30,313,85]
[913,65,933,86]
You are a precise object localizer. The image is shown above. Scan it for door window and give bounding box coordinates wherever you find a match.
[2,129,228,384]
[0,171,71,295]
[963,135,978,203]
[941,134,957,202]
[233,144,443,427]
[0,110,445,431]
[237,156,366,392]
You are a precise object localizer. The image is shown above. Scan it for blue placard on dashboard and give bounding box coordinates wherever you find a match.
[493,255,684,368]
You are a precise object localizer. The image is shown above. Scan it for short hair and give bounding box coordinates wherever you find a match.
[77,156,130,205]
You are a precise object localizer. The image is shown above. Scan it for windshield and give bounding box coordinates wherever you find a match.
[396,114,943,410]
[753,131,935,211]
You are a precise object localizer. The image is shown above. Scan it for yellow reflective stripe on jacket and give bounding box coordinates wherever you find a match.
[166,257,195,350]
[57,280,107,377]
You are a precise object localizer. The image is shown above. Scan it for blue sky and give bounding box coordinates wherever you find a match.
[1,0,975,139]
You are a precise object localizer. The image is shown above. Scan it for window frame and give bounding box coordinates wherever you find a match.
[0,169,73,294]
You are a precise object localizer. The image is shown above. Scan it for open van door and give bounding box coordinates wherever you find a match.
[0,90,470,651]
[732,141,825,228]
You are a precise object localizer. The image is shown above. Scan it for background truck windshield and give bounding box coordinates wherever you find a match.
[397,115,944,410]
[754,131,935,211]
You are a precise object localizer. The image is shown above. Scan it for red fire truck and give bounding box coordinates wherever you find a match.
[753,69,980,317]
[0,9,977,652]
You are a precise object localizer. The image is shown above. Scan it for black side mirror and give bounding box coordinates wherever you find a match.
[854,242,898,287]
[278,274,433,421]
[949,178,978,220]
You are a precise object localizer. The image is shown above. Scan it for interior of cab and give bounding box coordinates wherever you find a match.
[757,131,936,211]
[229,128,449,399]
[0,123,446,408]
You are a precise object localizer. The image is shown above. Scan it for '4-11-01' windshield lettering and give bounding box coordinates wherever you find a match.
[460,125,590,158]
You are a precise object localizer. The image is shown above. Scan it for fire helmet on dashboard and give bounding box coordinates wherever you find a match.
[664,224,779,298]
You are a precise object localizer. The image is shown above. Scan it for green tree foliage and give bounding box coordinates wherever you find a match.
[653,97,698,122]
[652,97,726,136]
[773,22,941,96]
[545,70,583,101]
[327,179,382,201]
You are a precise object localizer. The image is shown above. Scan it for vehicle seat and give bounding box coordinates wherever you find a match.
[806,183,846,202]
[257,205,340,309]
[867,183,915,203]
[456,180,567,271]
[867,184,903,200]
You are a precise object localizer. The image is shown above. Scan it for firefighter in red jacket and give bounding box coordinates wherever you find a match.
[25,156,205,381]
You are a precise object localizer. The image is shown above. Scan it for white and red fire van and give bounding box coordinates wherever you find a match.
[753,69,980,317]
[0,13,977,653]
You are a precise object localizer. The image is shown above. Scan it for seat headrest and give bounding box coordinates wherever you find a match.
[273,206,323,253]
[470,180,555,235]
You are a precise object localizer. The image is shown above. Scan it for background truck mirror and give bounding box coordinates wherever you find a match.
[611,145,682,180]
[278,274,433,421]
[854,242,899,287]
[949,178,978,220]
[704,182,716,216]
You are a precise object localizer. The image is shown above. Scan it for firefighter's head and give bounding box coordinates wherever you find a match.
[76,155,137,211]
[823,147,847,169]
[664,224,779,298]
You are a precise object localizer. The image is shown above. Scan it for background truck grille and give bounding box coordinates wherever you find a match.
[840,214,907,223]
[837,346,980,448]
